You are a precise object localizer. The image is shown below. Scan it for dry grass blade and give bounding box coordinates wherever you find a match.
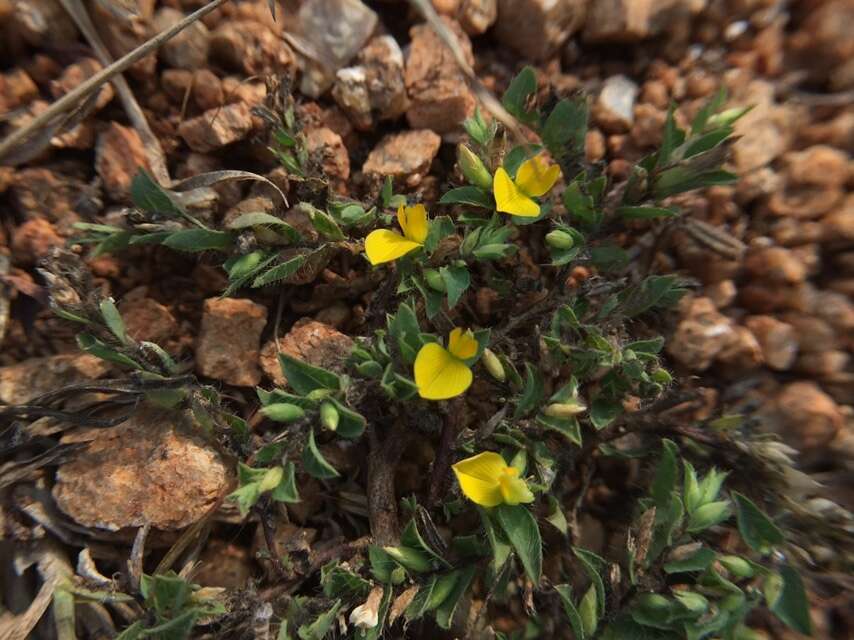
[171,170,289,207]
[0,0,230,167]
[58,0,171,185]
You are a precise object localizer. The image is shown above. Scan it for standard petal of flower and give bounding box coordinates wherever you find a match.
[453,451,508,481]
[414,342,473,400]
[364,229,422,265]
[447,328,478,360]
[398,204,429,244]
[494,167,541,217]
[500,475,535,505]
[455,473,503,507]
[515,155,561,197]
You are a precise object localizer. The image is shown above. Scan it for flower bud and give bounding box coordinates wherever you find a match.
[320,401,339,432]
[666,541,703,562]
[635,593,671,615]
[482,349,506,382]
[383,546,432,573]
[718,555,754,579]
[457,144,493,190]
[261,403,305,423]
[673,590,708,615]
[544,401,587,418]
[423,268,447,292]
[545,229,575,250]
[258,466,284,492]
[356,360,384,378]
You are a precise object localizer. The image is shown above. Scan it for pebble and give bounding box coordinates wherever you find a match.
[767,382,844,451]
[0,68,38,113]
[459,0,497,35]
[118,297,179,345]
[196,297,267,386]
[305,127,350,190]
[53,407,231,531]
[783,145,850,190]
[11,218,64,266]
[744,246,807,285]
[583,0,696,43]
[50,58,114,112]
[259,318,354,388]
[95,123,150,201]
[362,129,442,187]
[154,7,210,70]
[593,75,639,133]
[210,20,294,76]
[404,17,476,134]
[493,0,586,61]
[666,296,735,371]
[178,102,255,153]
[744,315,798,371]
[0,354,110,405]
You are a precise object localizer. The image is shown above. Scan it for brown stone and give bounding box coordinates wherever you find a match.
[96,123,150,201]
[194,540,254,588]
[744,246,807,285]
[362,129,441,187]
[583,0,695,43]
[631,103,665,147]
[767,382,843,451]
[12,0,79,48]
[260,318,353,388]
[783,145,850,190]
[0,68,38,113]
[305,127,350,189]
[703,279,737,309]
[53,407,231,531]
[50,58,114,112]
[744,315,798,371]
[178,102,254,153]
[822,194,854,242]
[666,296,735,371]
[210,20,294,75]
[795,350,850,377]
[715,325,763,371]
[459,0,497,35]
[193,69,224,110]
[730,79,792,173]
[118,298,179,345]
[493,0,586,61]
[196,297,267,386]
[11,218,63,265]
[92,0,156,78]
[404,17,475,134]
[153,7,210,70]
[0,354,110,405]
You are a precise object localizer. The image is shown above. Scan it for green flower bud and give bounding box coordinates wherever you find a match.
[673,590,708,615]
[719,555,754,579]
[457,144,493,190]
[652,368,673,384]
[720,592,746,612]
[320,401,340,431]
[356,360,384,378]
[261,403,305,423]
[543,401,587,418]
[390,566,406,585]
[636,593,671,614]
[423,268,447,292]
[482,348,506,382]
[383,546,432,573]
[258,466,284,492]
[350,346,373,362]
[428,573,459,609]
[545,229,575,250]
[686,500,731,532]
[306,388,333,402]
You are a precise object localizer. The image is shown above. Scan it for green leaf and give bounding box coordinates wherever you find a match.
[579,585,599,637]
[380,176,394,207]
[686,500,731,533]
[652,440,679,510]
[545,495,568,535]
[131,170,184,217]
[252,254,307,287]
[261,403,306,423]
[228,481,262,516]
[435,566,476,629]
[278,353,341,395]
[99,298,128,344]
[682,127,733,159]
[769,565,811,635]
[439,186,493,208]
[387,302,424,364]
[162,229,232,253]
[321,563,371,600]
[480,509,512,576]
[297,600,341,640]
[690,86,727,135]
[563,180,598,225]
[302,204,345,240]
[663,547,716,574]
[368,546,397,583]
[424,215,455,253]
[542,97,588,157]
[76,333,142,370]
[590,396,622,430]
[514,363,544,419]
[227,212,301,242]
[440,264,470,308]
[301,429,339,479]
[657,105,685,168]
[733,492,784,553]
[616,206,679,220]
[504,144,543,177]
[537,414,582,446]
[494,504,542,584]
[270,462,300,503]
[589,245,629,272]
[574,547,606,618]
[502,66,538,124]
[555,584,586,640]
[327,399,366,439]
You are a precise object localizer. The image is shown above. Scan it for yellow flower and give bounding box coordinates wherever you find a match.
[452,451,535,507]
[364,204,429,265]
[493,154,561,218]
[414,328,477,400]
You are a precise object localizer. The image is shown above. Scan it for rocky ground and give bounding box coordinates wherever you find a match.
[0,0,852,638]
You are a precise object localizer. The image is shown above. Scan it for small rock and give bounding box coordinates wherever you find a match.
[583,0,697,43]
[161,69,193,103]
[0,354,110,405]
[767,382,843,450]
[53,407,231,531]
[295,0,378,97]
[783,145,850,190]
[50,58,114,112]
[790,0,854,90]
[703,279,737,309]
[744,246,807,285]
[193,69,224,110]
[823,196,854,242]
[194,540,253,588]
[459,0,497,35]
[744,315,798,371]
[362,129,441,187]
[222,196,277,228]
[314,302,351,329]
[305,127,350,190]
[730,80,791,173]
[92,0,156,78]
[178,102,254,153]
[766,186,843,220]
[404,17,476,134]
[813,290,854,336]
[631,102,666,147]
[96,123,150,201]
[332,35,408,131]
[196,298,267,386]
[11,218,64,265]
[260,318,353,388]
[666,296,735,371]
[593,75,639,133]
[585,129,606,162]
[715,325,763,370]
[0,68,38,113]
[210,20,294,75]
[795,350,850,377]
[154,7,210,70]
[493,0,586,61]
[12,0,78,48]
[118,297,179,345]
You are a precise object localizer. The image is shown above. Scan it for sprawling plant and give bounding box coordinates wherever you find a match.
[25,68,824,639]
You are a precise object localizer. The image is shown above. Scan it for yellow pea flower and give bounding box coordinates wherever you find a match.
[364,204,429,265]
[452,451,535,507]
[493,154,561,218]
[414,328,478,400]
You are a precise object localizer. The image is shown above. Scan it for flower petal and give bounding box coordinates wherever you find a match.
[397,204,429,244]
[364,229,422,265]
[499,476,535,505]
[515,155,561,198]
[494,167,541,217]
[453,452,507,507]
[414,342,473,400]
[447,328,478,360]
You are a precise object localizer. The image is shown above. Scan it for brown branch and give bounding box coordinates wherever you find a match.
[367,421,409,546]
[428,398,465,507]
